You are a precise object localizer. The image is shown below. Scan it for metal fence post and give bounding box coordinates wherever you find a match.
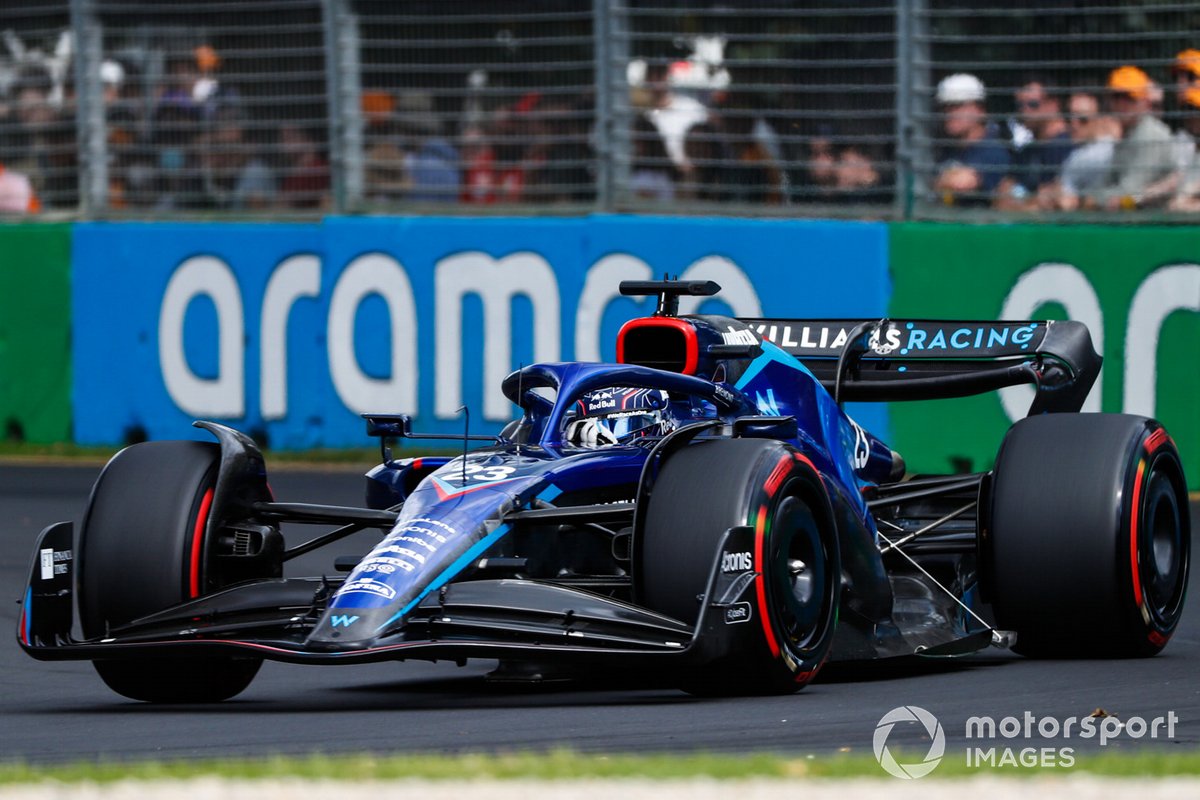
[593,0,613,211]
[895,0,912,220]
[608,0,630,209]
[70,0,106,216]
[908,0,931,218]
[323,0,362,213]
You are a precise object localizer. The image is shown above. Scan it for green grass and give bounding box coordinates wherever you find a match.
[0,748,1198,784]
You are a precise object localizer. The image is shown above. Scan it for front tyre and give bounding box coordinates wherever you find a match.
[638,438,840,695]
[80,441,263,702]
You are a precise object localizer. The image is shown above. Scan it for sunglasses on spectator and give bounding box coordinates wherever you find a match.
[1017,99,1042,110]
[1069,115,1093,125]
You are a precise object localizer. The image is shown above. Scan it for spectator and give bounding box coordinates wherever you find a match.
[278,125,331,210]
[150,104,204,210]
[396,91,460,203]
[681,120,731,201]
[645,61,709,172]
[832,145,885,204]
[529,97,595,204]
[1169,54,1200,210]
[933,73,1011,206]
[629,113,677,202]
[198,106,276,210]
[798,126,839,201]
[1039,92,1121,211]
[721,106,783,204]
[7,67,56,203]
[459,122,497,204]
[996,78,1073,209]
[362,91,410,205]
[1089,66,1178,210]
[0,163,39,213]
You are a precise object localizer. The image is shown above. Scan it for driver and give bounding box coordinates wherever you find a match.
[564,387,673,447]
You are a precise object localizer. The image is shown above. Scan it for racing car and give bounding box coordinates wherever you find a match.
[18,279,1191,702]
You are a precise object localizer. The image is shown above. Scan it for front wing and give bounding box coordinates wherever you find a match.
[17,521,747,668]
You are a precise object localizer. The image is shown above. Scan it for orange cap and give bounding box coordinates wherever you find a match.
[1173,49,1200,79]
[1183,86,1200,109]
[361,90,395,119]
[1108,65,1152,100]
[194,45,220,73]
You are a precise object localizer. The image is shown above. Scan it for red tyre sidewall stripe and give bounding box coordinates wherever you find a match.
[189,487,215,599]
[753,503,781,658]
[763,455,792,498]
[1129,459,1146,611]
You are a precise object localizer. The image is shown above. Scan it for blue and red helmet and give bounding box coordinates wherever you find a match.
[566,387,672,446]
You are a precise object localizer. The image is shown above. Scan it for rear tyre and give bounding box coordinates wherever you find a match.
[987,414,1190,658]
[638,438,840,695]
[80,441,263,702]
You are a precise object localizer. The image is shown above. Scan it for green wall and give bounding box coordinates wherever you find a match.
[0,223,72,443]
[888,223,1200,489]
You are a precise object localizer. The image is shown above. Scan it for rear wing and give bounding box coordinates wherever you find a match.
[738,318,1101,415]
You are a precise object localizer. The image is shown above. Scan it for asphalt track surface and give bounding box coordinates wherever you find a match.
[1,463,1197,764]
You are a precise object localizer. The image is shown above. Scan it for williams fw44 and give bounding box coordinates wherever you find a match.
[18,280,1190,701]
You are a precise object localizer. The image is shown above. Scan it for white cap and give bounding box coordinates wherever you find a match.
[936,73,985,104]
[100,60,124,86]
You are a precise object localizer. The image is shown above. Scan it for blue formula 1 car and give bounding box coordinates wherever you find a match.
[18,280,1191,702]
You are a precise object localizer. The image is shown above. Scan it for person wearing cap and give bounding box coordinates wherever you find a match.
[1089,65,1178,210]
[933,73,1011,206]
[1168,51,1200,211]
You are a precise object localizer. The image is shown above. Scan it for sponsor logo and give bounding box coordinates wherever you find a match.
[849,419,871,471]
[375,545,427,564]
[721,326,759,346]
[868,326,902,355]
[393,519,456,543]
[753,323,851,352]
[359,556,416,575]
[721,551,753,573]
[753,322,1041,356]
[724,602,752,624]
[712,383,738,406]
[38,548,72,581]
[388,535,438,553]
[755,388,781,416]
[338,579,397,601]
[874,706,946,779]
[331,614,359,628]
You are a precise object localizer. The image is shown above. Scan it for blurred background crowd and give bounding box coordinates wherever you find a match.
[2,0,1199,217]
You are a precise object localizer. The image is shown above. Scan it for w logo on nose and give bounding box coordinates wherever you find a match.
[331,615,359,628]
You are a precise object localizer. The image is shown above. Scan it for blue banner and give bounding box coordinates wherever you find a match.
[72,216,890,448]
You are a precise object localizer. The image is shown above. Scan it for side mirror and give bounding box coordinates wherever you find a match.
[364,414,413,438]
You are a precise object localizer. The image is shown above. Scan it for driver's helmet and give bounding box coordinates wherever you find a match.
[565,387,672,447]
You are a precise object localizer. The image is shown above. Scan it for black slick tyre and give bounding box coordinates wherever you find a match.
[637,437,840,695]
[79,440,262,702]
[987,414,1190,658]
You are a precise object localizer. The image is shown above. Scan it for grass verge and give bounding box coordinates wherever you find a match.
[1,748,1198,784]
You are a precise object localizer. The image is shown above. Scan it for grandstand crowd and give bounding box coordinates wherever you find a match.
[2,42,1200,214]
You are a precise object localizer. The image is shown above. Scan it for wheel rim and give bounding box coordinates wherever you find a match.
[769,493,829,652]
[1139,465,1187,625]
